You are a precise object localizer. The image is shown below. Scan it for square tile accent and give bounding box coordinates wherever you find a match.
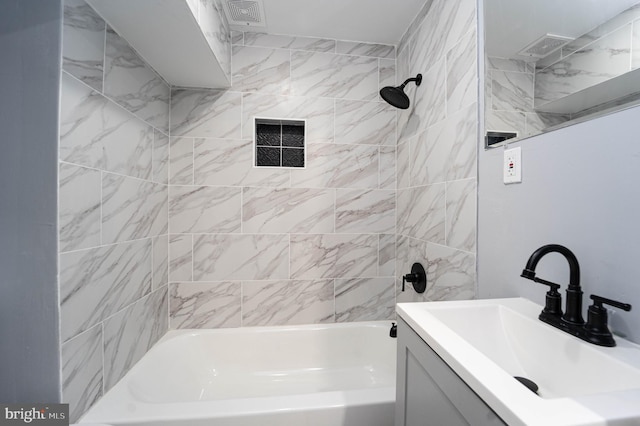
[255,118,305,168]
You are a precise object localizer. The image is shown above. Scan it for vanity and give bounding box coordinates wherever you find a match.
[395,298,640,426]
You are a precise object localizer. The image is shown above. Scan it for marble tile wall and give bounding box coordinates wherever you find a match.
[394,0,478,303]
[485,57,570,139]
[533,4,640,116]
[168,33,399,330]
[59,0,169,421]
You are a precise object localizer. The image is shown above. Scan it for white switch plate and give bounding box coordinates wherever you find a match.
[503,147,522,184]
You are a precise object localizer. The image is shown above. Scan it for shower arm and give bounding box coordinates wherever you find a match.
[399,75,422,89]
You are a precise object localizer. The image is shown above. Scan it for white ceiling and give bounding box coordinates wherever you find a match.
[485,0,640,59]
[249,0,427,45]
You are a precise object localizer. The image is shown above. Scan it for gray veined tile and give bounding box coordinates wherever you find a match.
[525,112,570,137]
[485,110,526,137]
[379,145,396,190]
[486,57,534,73]
[242,187,334,234]
[193,234,289,281]
[379,234,396,277]
[60,73,154,180]
[103,287,168,390]
[104,28,170,133]
[169,234,193,282]
[243,33,336,52]
[334,100,396,146]
[170,282,241,329]
[410,0,475,67]
[198,0,231,79]
[170,88,242,139]
[445,102,477,181]
[491,70,533,112]
[335,277,395,322]
[379,58,397,96]
[446,28,477,116]
[424,243,476,301]
[242,93,334,143]
[169,137,194,185]
[153,130,169,184]
[59,163,101,252]
[395,235,429,303]
[60,239,152,342]
[102,173,168,244]
[61,324,103,423]
[242,280,334,326]
[290,234,378,279]
[336,41,395,59]
[399,58,446,142]
[335,189,396,234]
[231,45,291,95]
[397,184,446,244]
[446,179,476,252]
[291,51,378,100]
[63,0,105,92]
[398,0,435,53]
[396,140,411,190]
[231,30,244,45]
[410,125,446,187]
[562,4,640,58]
[152,235,169,290]
[535,25,632,106]
[169,186,242,234]
[193,138,290,187]
[290,143,378,189]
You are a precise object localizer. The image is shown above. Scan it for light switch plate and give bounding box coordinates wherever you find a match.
[503,147,522,184]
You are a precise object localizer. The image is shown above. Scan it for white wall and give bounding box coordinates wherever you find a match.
[478,104,640,344]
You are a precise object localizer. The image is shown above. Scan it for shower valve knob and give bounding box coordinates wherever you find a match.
[402,263,427,294]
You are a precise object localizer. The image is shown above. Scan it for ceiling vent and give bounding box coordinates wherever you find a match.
[517,34,573,58]
[222,0,266,29]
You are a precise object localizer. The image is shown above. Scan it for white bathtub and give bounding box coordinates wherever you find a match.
[80,321,396,426]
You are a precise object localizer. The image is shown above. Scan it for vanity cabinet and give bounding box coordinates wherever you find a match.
[395,318,506,426]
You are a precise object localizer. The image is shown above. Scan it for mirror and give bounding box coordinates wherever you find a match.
[484,0,640,146]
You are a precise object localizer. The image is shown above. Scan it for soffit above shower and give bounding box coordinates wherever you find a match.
[257,0,426,45]
[86,0,231,89]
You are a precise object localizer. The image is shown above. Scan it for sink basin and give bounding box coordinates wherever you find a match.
[397,298,640,426]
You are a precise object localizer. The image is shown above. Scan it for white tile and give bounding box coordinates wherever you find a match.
[193,234,289,281]
[103,287,167,390]
[170,282,241,328]
[335,189,395,234]
[291,51,378,100]
[290,234,378,279]
[59,163,101,252]
[242,280,334,326]
[60,239,152,341]
[170,88,242,138]
[169,186,241,234]
[242,187,334,234]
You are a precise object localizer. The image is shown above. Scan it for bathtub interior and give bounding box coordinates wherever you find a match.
[126,321,397,403]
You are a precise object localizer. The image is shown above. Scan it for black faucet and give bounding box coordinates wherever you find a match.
[521,244,631,347]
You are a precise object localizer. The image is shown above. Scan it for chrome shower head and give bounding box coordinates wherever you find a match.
[380,74,422,109]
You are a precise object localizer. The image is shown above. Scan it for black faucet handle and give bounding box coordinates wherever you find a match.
[533,277,561,294]
[585,295,631,347]
[402,263,427,293]
[522,275,563,317]
[590,294,632,312]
